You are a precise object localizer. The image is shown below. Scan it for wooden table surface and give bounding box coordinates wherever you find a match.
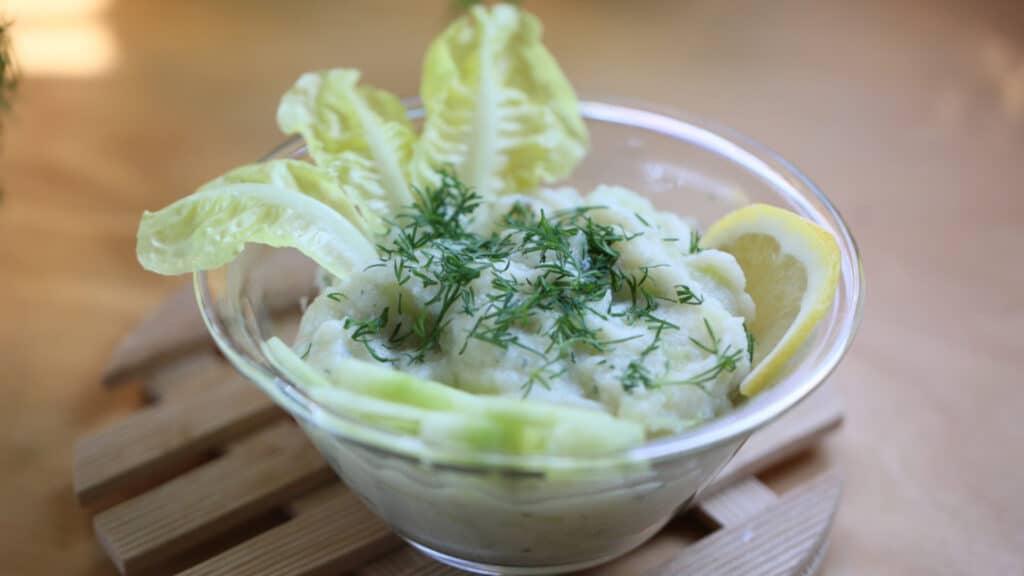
[2,0,1022,574]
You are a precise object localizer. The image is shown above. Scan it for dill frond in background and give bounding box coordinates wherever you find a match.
[0,21,16,113]
[0,19,15,203]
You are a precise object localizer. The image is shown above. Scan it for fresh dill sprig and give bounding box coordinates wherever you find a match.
[688,229,703,254]
[0,21,17,113]
[744,322,756,363]
[522,355,565,397]
[0,21,17,205]
[655,317,743,388]
[337,169,730,396]
[674,284,704,305]
[374,169,507,363]
[344,307,392,363]
[689,318,724,354]
[493,203,640,358]
[622,360,652,392]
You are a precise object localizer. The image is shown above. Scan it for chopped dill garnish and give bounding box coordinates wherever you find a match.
[300,343,312,360]
[522,356,564,397]
[335,170,740,396]
[622,360,652,392]
[326,292,347,302]
[688,229,703,254]
[689,318,723,354]
[655,318,743,388]
[744,322,756,363]
[344,307,392,363]
[485,201,642,361]
[373,170,504,363]
[674,284,704,305]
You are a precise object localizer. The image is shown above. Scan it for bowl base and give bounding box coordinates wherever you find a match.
[404,538,633,575]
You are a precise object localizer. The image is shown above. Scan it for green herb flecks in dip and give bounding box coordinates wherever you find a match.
[296,175,756,435]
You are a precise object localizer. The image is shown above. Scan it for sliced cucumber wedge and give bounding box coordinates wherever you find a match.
[263,337,645,457]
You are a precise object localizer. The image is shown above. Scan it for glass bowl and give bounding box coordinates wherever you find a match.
[195,100,863,575]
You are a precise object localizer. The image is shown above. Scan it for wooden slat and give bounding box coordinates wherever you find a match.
[708,386,842,493]
[285,483,347,517]
[178,490,402,576]
[698,477,778,528]
[103,250,316,385]
[74,373,282,506]
[645,472,841,576]
[356,547,435,576]
[143,350,229,403]
[103,284,214,385]
[93,422,333,575]
[588,528,704,576]
[404,563,463,576]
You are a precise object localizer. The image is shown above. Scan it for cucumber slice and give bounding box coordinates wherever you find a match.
[263,337,645,457]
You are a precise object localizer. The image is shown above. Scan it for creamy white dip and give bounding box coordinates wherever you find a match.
[295,184,755,436]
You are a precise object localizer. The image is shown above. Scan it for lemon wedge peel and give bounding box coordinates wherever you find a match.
[702,204,841,397]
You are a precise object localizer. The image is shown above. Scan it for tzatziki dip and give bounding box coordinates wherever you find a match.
[296,179,755,438]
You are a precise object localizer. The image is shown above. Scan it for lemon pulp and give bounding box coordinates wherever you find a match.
[703,204,840,396]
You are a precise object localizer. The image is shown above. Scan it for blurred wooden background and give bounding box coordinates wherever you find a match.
[1,0,1022,574]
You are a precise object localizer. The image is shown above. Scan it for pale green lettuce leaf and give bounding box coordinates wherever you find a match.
[410,3,588,199]
[137,182,375,277]
[277,68,415,218]
[202,159,378,236]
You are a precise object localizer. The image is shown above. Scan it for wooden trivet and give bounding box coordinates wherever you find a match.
[78,283,843,575]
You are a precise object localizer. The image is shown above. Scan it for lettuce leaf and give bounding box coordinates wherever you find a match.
[137,182,375,277]
[410,3,588,199]
[277,69,415,218]
[202,159,377,236]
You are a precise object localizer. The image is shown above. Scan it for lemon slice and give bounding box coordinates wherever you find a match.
[702,204,840,396]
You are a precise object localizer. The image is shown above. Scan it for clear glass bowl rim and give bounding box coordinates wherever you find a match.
[195,98,864,469]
